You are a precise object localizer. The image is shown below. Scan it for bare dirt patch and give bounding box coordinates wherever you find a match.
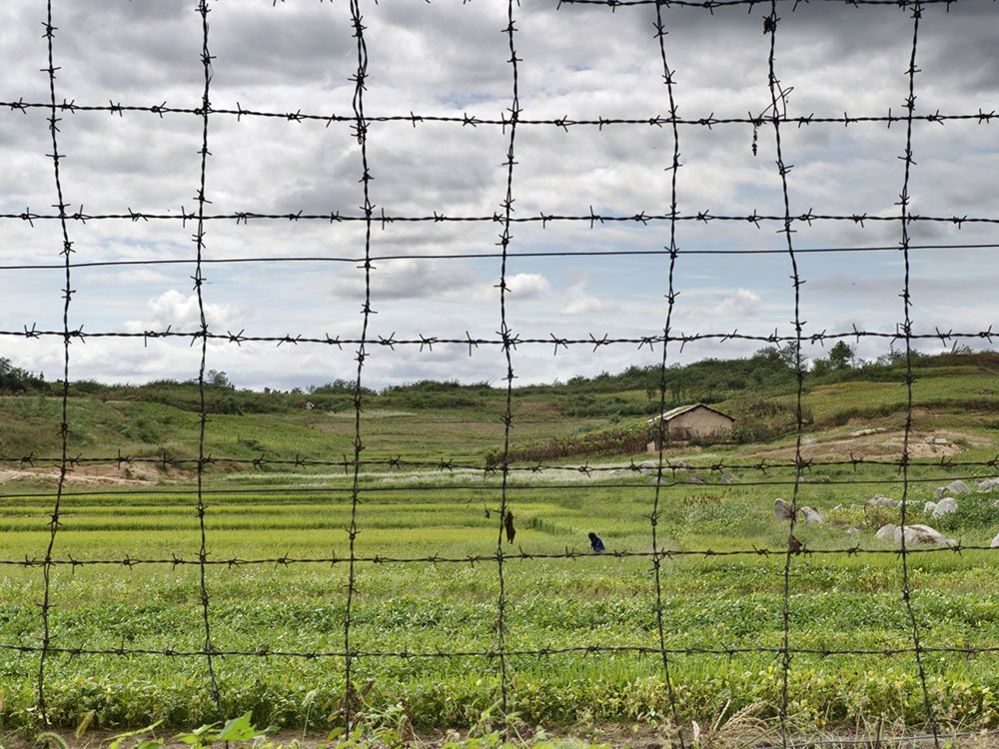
[746,428,986,462]
[0,460,173,487]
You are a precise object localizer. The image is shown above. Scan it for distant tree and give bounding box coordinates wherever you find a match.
[777,342,805,372]
[828,341,854,370]
[0,357,46,393]
[207,369,232,389]
[811,358,831,377]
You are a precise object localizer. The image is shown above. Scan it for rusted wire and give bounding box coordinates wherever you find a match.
[895,5,940,747]
[340,0,375,731]
[191,0,223,721]
[650,2,687,743]
[2,454,997,475]
[36,0,74,725]
[0,543,996,569]
[762,4,806,744]
[493,0,522,719]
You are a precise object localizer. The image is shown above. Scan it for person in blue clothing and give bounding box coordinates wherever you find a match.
[588,532,605,553]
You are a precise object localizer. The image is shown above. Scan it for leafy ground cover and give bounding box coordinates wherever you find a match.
[0,352,997,741]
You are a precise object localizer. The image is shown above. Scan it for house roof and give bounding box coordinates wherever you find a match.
[647,403,736,425]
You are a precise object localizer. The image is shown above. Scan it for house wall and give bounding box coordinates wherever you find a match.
[647,407,734,451]
[670,408,734,440]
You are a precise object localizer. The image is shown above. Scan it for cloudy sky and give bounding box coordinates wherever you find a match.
[0,0,996,390]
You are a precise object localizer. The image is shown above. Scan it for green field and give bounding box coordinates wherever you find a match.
[1,352,998,743]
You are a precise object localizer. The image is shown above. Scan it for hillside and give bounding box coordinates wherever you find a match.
[1,349,997,483]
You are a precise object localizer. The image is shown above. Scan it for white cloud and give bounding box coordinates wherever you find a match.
[506,273,551,299]
[329,259,477,300]
[561,281,621,316]
[712,289,763,318]
[124,289,243,332]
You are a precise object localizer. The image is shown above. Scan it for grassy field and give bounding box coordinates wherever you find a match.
[1,354,998,743]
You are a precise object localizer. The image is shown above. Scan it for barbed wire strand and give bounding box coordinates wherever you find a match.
[1,325,996,350]
[192,0,223,721]
[7,205,999,228]
[763,4,805,746]
[650,2,687,745]
[2,453,998,476]
[1,543,997,570]
[36,0,74,725]
[896,5,940,748]
[2,471,998,506]
[342,0,374,732]
[3,642,999,661]
[4,93,998,130]
[494,0,522,723]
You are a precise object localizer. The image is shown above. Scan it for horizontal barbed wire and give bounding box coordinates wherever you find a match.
[1,545,997,569]
[2,453,998,474]
[1,326,995,348]
[5,207,999,227]
[2,96,996,129]
[0,642,996,660]
[2,472,998,501]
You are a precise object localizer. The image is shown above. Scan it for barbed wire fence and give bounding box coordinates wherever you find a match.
[1,0,998,747]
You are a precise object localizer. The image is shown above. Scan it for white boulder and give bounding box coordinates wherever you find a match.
[934,480,969,500]
[931,497,958,518]
[991,532,999,549]
[637,460,657,475]
[875,524,897,541]
[977,478,999,492]
[923,501,937,514]
[867,494,899,508]
[800,506,824,525]
[894,524,955,547]
[774,498,794,521]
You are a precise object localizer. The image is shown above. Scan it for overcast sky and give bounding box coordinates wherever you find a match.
[0,0,996,390]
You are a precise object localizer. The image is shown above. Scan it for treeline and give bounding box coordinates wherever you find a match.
[0,358,46,393]
[1,347,994,419]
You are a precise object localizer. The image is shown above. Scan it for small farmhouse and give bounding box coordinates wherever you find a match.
[646,403,735,450]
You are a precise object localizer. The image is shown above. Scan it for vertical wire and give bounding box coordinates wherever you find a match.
[896,4,940,747]
[37,0,74,724]
[343,0,373,733]
[193,0,223,720]
[495,0,522,720]
[764,3,806,746]
[650,2,687,746]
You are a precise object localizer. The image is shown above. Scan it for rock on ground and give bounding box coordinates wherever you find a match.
[978,477,999,492]
[894,524,955,547]
[934,480,969,500]
[875,524,897,541]
[923,501,938,514]
[774,498,794,521]
[800,506,823,525]
[991,532,999,549]
[867,494,899,508]
[931,497,958,518]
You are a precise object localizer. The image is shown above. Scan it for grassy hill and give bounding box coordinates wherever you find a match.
[3,348,995,476]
